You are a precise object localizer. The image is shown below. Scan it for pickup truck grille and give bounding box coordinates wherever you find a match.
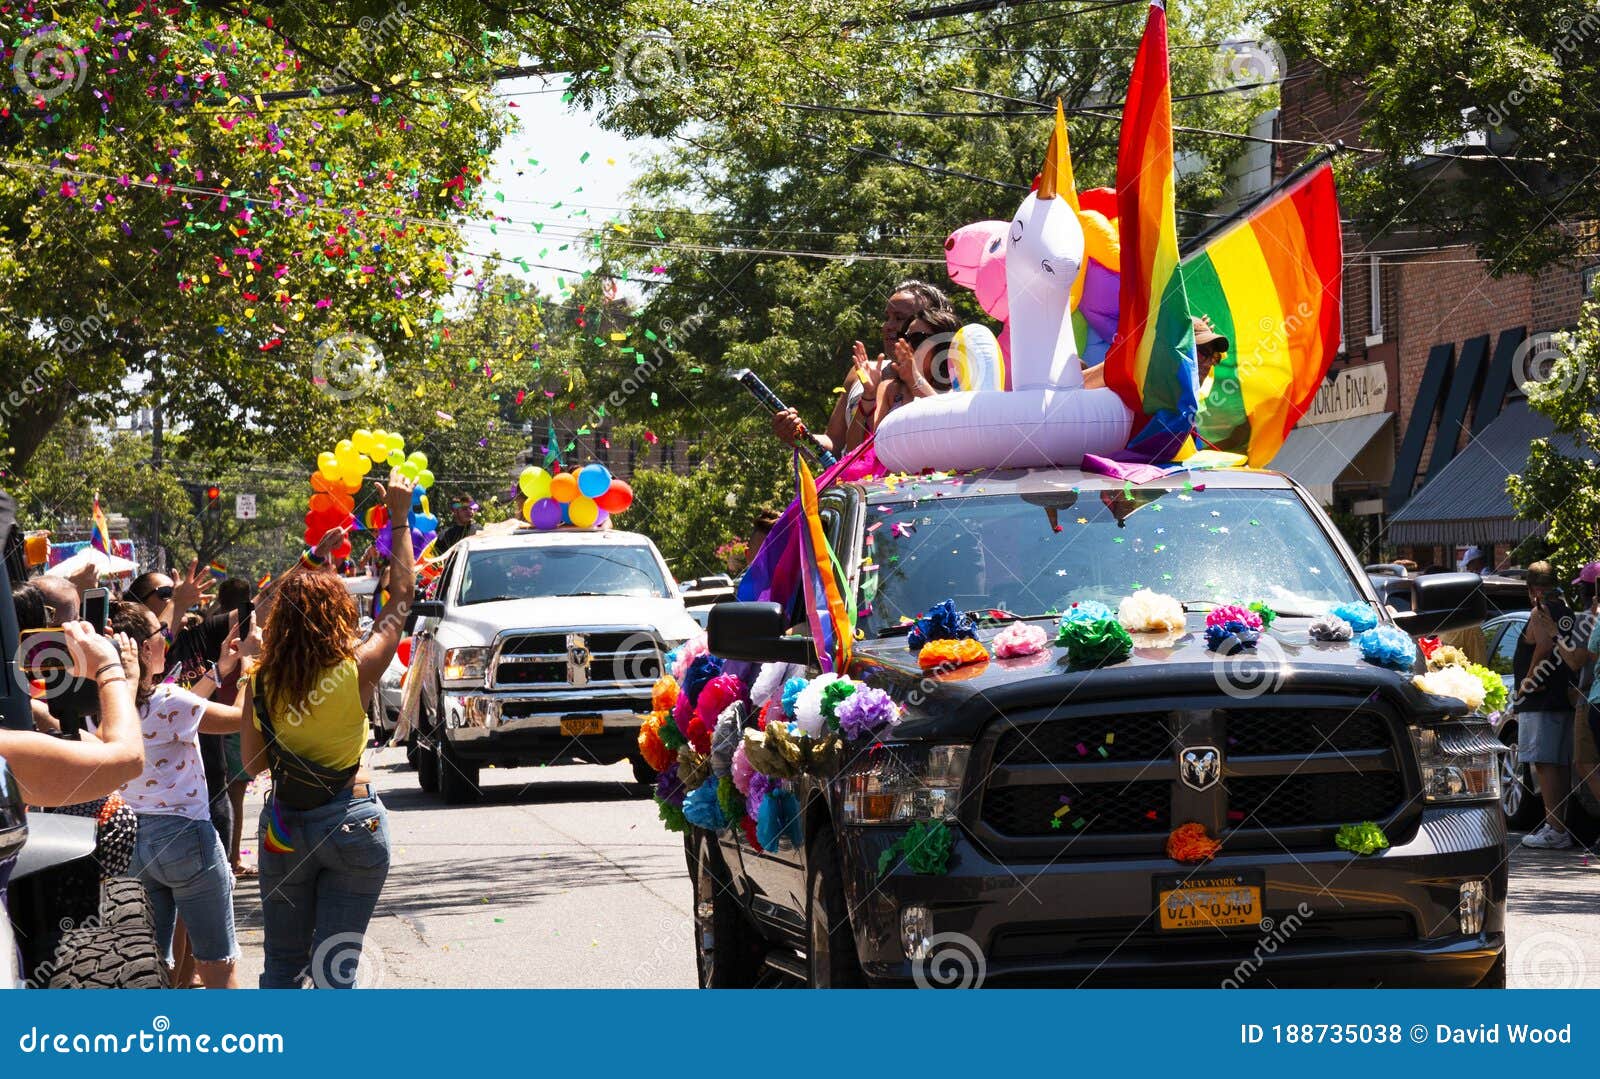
[492,628,663,690]
[973,700,1413,857]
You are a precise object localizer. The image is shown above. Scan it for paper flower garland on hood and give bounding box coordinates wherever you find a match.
[1330,602,1379,634]
[1334,821,1389,856]
[834,686,901,741]
[906,599,977,651]
[993,621,1049,658]
[1421,647,1507,713]
[794,673,842,737]
[918,637,991,670]
[1308,614,1353,641]
[1357,625,1418,672]
[1117,590,1185,634]
[1202,604,1263,652]
[1412,665,1487,712]
[1166,822,1221,863]
[1057,604,1133,667]
[877,820,955,877]
[682,779,731,832]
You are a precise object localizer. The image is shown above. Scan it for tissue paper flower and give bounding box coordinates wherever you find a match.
[671,634,707,682]
[1058,612,1133,667]
[794,673,841,736]
[1413,665,1487,711]
[676,746,711,790]
[716,776,743,825]
[1204,604,1263,631]
[1205,621,1260,652]
[750,661,797,714]
[781,675,809,720]
[834,686,900,741]
[651,675,679,714]
[682,779,730,832]
[681,653,724,709]
[730,741,755,795]
[636,713,674,773]
[657,706,687,750]
[655,761,686,807]
[907,599,977,651]
[1426,645,1470,671]
[1330,602,1378,633]
[655,796,688,833]
[876,820,955,877]
[917,637,990,670]
[1334,821,1389,856]
[1166,822,1221,863]
[1308,615,1353,642]
[1358,624,1418,671]
[757,787,802,852]
[1117,590,1185,634]
[1248,601,1278,630]
[695,673,746,731]
[746,770,776,819]
[1059,600,1114,627]
[1474,663,1509,714]
[710,704,744,777]
[994,621,1050,657]
[819,677,858,731]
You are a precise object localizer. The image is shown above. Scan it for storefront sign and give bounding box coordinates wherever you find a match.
[1303,361,1389,425]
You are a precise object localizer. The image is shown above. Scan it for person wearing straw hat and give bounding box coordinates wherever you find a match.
[1191,315,1229,387]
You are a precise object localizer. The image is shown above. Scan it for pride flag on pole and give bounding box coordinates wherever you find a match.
[89,494,112,555]
[1180,160,1344,464]
[1103,0,1199,462]
[794,454,854,674]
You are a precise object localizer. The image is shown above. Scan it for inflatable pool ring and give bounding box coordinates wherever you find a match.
[878,105,1133,472]
[948,324,1005,392]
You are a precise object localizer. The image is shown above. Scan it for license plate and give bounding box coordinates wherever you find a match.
[1155,871,1263,931]
[560,716,604,736]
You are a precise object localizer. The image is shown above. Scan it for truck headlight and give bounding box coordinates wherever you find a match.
[1410,724,1503,803]
[841,744,969,824]
[442,646,490,684]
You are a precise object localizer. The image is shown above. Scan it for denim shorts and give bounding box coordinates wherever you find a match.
[129,812,237,964]
[1518,709,1574,766]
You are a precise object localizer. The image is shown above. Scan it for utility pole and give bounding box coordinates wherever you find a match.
[150,356,165,572]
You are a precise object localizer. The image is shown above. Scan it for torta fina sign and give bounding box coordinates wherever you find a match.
[1302,361,1389,425]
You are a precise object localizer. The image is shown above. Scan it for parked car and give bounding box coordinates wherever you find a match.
[691,466,1505,988]
[368,649,406,745]
[401,528,701,803]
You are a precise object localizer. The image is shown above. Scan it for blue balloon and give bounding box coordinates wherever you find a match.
[411,486,425,506]
[577,463,612,499]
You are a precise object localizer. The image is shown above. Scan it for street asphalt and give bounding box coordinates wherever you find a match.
[225,747,1600,989]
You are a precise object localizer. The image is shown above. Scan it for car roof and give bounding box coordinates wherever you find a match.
[852,465,1297,505]
[452,527,661,554]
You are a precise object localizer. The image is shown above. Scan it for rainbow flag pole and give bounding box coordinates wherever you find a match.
[89,493,112,555]
[1103,0,1199,463]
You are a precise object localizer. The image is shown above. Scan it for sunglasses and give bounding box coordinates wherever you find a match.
[134,585,174,602]
[899,329,934,350]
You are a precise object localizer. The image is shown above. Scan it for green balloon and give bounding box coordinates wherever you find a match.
[386,449,405,467]
[417,469,434,489]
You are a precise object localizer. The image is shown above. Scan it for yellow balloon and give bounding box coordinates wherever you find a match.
[416,469,434,489]
[336,439,354,456]
[386,449,405,467]
[568,496,599,529]
[518,467,551,500]
[352,428,375,455]
[407,451,429,471]
[356,455,373,476]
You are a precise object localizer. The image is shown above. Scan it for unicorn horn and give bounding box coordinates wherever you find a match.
[1036,99,1080,210]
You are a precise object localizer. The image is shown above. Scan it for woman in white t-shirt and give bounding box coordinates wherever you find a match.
[110,601,249,989]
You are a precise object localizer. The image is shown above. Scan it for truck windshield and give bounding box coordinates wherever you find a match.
[457,545,670,604]
[857,485,1366,637]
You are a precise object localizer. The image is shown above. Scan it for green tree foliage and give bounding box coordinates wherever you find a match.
[1266,0,1600,273]
[1509,300,1600,576]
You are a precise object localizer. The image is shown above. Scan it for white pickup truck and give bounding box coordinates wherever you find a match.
[400,526,700,803]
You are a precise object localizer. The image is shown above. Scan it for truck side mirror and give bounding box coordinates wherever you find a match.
[405,599,446,633]
[708,602,816,666]
[1389,572,1487,637]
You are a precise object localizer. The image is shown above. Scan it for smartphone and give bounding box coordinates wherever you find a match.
[234,599,254,630]
[17,628,71,674]
[82,587,110,634]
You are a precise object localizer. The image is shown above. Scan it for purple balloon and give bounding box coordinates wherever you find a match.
[529,497,562,530]
[374,528,393,558]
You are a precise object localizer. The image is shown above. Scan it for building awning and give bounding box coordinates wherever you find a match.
[1267,412,1394,505]
[1386,399,1582,545]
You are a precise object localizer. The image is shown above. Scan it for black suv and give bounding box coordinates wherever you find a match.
[692,467,1505,988]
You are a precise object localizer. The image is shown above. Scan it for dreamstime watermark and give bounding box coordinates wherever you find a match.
[1511,329,1588,395]
[325,2,412,88]
[308,931,386,989]
[612,33,687,100]
[12,30,87,101]
[1211,634,1290,700]
[1211,36,1284,91]
[312,331,386,400]
[1509,930,1590,989]
[912,931,987,989]
[1220,901,1314,987]
[1482,8,1600,129]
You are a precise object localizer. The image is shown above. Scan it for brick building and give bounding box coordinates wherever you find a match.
[1266,62,1597,567]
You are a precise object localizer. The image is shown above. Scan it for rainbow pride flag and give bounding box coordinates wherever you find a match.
[89,494,112,555]
[1181,162,1344,464]
[1103,1,1198,462]
[794,454,854,674]
[263,796,295,854]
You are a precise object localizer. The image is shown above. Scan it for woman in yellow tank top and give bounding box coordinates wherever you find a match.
[239,469,416,989]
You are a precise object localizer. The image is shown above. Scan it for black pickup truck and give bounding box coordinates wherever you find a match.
[692,466,1505,988]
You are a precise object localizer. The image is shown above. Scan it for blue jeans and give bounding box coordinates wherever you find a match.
[257,791,390,988]
[130,813,238,964]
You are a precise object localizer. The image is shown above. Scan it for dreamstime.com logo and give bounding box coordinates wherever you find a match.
[12,30,87,101]
[1211,633,1289,700]
[309,932,386,989]
[1509,931,1591,989]
[312,332,386,401]
[912,931,987,989]
[1221,902,1314,987]
[15,1017,284,1055]
[1511,330,1587,395]
[612,33,686,100]
[1211,36,1284,91]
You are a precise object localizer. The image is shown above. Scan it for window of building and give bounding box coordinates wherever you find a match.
[1364,255,1384,346]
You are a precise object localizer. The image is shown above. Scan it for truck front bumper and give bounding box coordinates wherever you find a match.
[437,687,650,764]
[842,803,1507,988]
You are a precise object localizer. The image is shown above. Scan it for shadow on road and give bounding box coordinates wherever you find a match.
[380,777,652,812]
[1507,846,1600,917]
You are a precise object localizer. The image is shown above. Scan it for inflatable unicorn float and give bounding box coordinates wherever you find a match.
[874,105,1134,473]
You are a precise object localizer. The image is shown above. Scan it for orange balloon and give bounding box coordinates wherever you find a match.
[308,492,334,513]
[309,472,335,493]
[549,471,579,503]
[331,491,355,513]
[342,476,363,494]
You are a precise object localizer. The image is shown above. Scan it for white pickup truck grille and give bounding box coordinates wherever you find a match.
[490,628,663,690]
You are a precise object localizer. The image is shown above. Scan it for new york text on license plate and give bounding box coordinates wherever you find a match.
[1155,872,1262,930]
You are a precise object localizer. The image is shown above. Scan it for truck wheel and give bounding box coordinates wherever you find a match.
[691,834,764,987]
[805,828,865,988]
[437,739,481,805]
[44,878,168,989]
[415,730,439,793]
[628,751,657,787]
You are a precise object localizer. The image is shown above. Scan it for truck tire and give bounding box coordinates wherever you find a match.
[805,828,865,988]
[437,738,481,805]
[415,730,439,793]
[45,878,168,989]
[628,751,657,787]
[691,834,765,988]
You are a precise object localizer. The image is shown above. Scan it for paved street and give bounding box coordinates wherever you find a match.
[222,750,1600,988]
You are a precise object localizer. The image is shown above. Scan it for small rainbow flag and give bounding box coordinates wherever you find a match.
[1103,1,1199,462]
[263,797,295,854]
[89,494,112,555]
[208,560,227,581]
[1180,161,1344,464]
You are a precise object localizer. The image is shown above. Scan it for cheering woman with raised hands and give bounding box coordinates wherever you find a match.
[239,468,416,988]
